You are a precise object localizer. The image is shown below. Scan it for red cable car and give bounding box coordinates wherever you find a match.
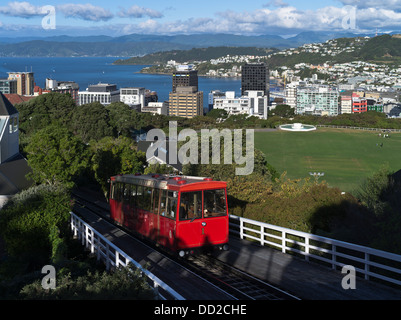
[109,174,229,256]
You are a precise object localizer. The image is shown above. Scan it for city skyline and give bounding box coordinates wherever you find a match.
[0,1,400,37]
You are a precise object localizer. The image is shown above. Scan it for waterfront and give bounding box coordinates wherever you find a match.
[0,57,241,108]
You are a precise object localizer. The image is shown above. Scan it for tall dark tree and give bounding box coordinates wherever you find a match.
[69,102,113,143]
[25,124,90,187]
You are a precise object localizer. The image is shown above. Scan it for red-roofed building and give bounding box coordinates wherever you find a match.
[3,94,36,105]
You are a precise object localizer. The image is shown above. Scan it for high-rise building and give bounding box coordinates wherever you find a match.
[7,72,35,96]
[169,86,203,118]
[169,65,203,118]
[172,65,198,93]
[296,86,339,116]
[241,63,269,96]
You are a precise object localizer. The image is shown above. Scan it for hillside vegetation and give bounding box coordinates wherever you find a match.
[114,34,401,69]
[114,46,273,65]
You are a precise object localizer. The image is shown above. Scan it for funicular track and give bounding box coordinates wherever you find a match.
[72,191,300,300]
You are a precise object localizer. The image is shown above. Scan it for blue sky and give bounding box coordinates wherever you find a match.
[0,0,399,37]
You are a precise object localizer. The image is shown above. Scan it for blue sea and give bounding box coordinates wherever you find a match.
[0,57,241,108]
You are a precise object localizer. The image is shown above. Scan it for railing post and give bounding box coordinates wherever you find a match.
[105,243,110,271]
[305,237,309,262]
[332,244,337,270]
[96,237,101,262]
[90,229,95,254]
[365,253,370,280]
[282,232,286,253]
[81,222,85,246]
[260,225,264,246]
[116,251,120,268]
[85,225,89,249]
[240,219,244,240]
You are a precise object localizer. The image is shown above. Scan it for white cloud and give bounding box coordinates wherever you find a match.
[0,1,43,18]
[0,2,114,22]
[118,5,163,19]
[339,0,401,12]
[57,4,113,22]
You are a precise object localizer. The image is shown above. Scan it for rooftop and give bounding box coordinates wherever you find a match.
[0,93,19,116]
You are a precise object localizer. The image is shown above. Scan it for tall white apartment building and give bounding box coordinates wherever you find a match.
[285,82,298,109]
[340,94,352,114]
[213,91,269,119]
[296,85,339,116]
[120,87,146,109]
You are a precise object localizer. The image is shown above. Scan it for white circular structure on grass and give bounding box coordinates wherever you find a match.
[279,123,316,132]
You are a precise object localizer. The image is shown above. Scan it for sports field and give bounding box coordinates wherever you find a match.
[255,128,401,193]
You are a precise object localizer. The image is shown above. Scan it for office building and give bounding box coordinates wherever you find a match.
[352,95,368,113]
[284,83,298,109]
[296,86,339,116]
[78,83,120,106]
[169,65,203,118]
[0,79,17,94]
[213,90,269,119]
[46,78,79,104]
[241,63,269,96]
[340,94,352,114]
[169,86,203,118]
[172,65,198,93]
[7,72,35,96]
[120,87,146,110]
[208,90,226,113]
[142,101,168,115]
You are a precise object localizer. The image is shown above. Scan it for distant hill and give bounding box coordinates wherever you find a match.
[114,47,274,65]
[359,34,401,62]
[0,31,380,57]
[114,34,401,68]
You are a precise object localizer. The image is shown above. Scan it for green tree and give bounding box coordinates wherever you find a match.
[25,124,90,188]
[0,184,72,267]
[269,104,295,118]
[91,136,146,193]
[105,102,135,138]
[69,102,113,143]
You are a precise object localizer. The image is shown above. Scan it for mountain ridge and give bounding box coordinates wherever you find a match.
[0,31,381,57]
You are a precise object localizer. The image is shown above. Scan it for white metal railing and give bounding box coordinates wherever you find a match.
[70,212,185,300]
[315,124,401,132]
[229,215,401,287]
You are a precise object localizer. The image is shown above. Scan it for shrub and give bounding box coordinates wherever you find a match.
[20,264,155,300]
[0,184,72,268]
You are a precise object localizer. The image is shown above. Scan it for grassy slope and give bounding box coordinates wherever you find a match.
[255,128,401,193]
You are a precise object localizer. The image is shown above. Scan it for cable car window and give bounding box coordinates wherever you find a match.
[165,191,177,220]
[123,184,131,202]
[179,191,202,221]
[136,185,144,209]
[204,189,227,217]
[116,182,123,201]
[130,184,137,207]
[110,183,116,200]
[160,190,167,216]
[153,188,160,214]
[143,186,152,211]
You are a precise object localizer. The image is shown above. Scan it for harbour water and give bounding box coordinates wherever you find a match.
[0,57,241,108]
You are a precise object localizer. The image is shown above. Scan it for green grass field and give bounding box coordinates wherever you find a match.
[255,128,401,193]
